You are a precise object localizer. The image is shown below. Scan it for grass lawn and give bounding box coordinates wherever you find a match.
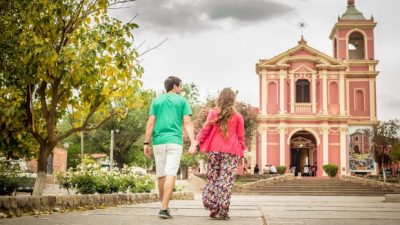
[234,179,257,185]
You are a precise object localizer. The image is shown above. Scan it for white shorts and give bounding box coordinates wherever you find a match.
[153,143,183,178]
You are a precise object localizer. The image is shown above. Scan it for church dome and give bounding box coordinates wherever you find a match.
[341,0,365,20]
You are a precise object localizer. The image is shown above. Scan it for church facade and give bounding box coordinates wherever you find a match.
[255,0,378,177]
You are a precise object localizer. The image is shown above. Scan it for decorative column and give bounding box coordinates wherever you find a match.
[290,73,295,113]
[279,70,285,114]
[322,125,329,176]
[260,126,267,169]
[339,127,347,175]
[279,124,286,166]
[312,73,317,113]
[369,78,376,120]
[322,70,328,114]
[339,71,345,116]
[261,71,267,115]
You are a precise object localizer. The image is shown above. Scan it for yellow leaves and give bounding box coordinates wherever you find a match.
[126,98,143,109]
[84,17,91,25]
[98,0,108,10]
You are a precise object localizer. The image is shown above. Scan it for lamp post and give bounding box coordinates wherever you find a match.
[80,131,84,163]
[110,129,119,170]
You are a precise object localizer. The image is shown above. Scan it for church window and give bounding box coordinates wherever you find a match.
[296,79,310,103]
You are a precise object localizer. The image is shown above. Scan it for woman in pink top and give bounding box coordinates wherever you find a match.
[196,88,246,220]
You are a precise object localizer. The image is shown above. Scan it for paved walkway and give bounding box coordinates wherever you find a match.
[2,193,400,225]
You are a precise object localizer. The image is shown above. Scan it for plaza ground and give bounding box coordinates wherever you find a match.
[3,179,400,225]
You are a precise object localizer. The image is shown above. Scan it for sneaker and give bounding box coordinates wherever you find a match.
[216,216,230,220]
[159,209,173,219]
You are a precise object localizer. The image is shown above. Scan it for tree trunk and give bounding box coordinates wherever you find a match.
[116,152,124,169]
[382,156,386,183]
[32,145,51,196]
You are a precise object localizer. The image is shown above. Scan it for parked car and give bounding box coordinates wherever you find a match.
[0,158,37,195]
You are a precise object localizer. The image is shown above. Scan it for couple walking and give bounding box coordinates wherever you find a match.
[144,76,247,220]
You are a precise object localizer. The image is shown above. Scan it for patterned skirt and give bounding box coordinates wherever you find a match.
[202,151,240,219]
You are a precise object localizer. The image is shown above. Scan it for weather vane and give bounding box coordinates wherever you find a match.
[298,20,307,36]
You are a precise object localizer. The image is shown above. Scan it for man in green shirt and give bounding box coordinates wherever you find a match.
[144,76,197,219]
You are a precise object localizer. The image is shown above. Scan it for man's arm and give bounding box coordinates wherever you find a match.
[183,115,197,154]
[143,115,156,159]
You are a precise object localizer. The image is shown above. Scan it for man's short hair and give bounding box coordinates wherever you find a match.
[164,76,182,92]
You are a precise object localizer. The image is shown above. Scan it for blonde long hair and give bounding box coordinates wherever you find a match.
[214,88,236,137]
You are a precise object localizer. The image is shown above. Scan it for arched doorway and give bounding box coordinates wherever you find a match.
[290,131,317,176]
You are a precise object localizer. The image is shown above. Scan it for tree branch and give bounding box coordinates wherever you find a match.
[108,0,136,7]
[38,81,49,119]
[138,37,168,57]
[25,83,44,145]
[56,111,119,143]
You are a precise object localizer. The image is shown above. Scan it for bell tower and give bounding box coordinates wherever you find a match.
[329,0,378,121]
[329,0,377,61]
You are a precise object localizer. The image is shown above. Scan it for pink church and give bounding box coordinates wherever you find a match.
[255,0,378,177]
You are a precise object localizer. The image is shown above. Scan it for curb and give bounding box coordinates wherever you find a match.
[0,192,194,218]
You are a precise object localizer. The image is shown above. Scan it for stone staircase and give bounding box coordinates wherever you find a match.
[236,177,400,196]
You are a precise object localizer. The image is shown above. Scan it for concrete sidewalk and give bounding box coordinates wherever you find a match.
[2,193,400,225]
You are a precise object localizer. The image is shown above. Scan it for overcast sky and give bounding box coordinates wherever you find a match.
[110,0,400,121]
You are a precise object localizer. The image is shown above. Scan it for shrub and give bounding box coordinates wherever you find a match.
[55,164,155,194]
[70,172,100,194]
[131,174,155,193]
[323,164,338,177]
[0,163,20,195]
[276,166,287,174]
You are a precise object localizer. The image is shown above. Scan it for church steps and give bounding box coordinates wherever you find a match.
[234,178,400,196]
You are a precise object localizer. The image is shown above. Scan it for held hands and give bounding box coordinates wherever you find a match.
[144,145,152,159]
[188,140,198,155]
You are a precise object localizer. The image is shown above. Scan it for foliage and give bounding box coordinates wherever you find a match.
[59,90,155,169]
[0,1,39,159]
[55,164,155,194]
[132,174,155,193]
[0,0,143,195]
[0,162,21,195]
[181,82,201,108]
[276,166,286,175]
[323,164,338,177]
[88,91,154,168]
[192,95,259,149]
[391,143,400,164]
[180,152,200,168]
[236,102,259,148]
[173,184,185,192]
[372,120,400,167]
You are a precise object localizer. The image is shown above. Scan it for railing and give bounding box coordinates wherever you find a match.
[293,103,312,113]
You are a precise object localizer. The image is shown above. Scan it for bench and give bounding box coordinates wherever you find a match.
[16,176,36,195]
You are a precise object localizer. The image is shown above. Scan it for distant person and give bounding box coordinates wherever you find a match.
[303,165,310,176]
[143,76,197,219]
[263,164,271,174]
[270,165,277,174]
[311,163,317,177]
[290,165,296,175]
[197,88,246,220]
[243,166,248,174]
[254,164,260,175]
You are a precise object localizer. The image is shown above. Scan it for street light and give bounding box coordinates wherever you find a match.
[80,131,84,163]
[110,129,120,170]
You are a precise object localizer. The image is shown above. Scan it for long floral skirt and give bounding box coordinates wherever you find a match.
[202,151,240,219]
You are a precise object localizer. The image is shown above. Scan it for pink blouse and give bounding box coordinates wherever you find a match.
[196,108,247,157]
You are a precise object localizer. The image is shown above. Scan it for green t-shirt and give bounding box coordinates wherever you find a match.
[149,93,192,145]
